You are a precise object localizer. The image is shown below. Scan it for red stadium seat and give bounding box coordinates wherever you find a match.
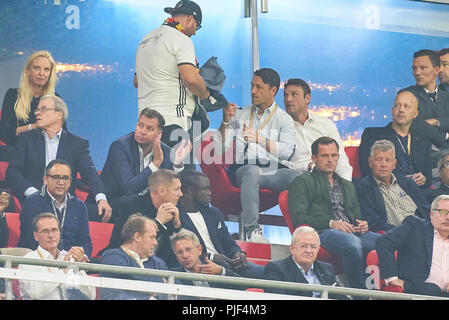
[236,240,271,266]
[88,221,114,258]
[344,146,361,179]
[366,249,402,293]
[5,212,20,247]
[197,132,278,218]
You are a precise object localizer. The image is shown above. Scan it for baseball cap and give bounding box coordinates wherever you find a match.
[164,0,202,30]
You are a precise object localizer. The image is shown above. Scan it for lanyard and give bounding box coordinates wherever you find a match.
[121,246,145,269]
[248,103,278,132]
[396,133,411,156]
[36,248,56,273]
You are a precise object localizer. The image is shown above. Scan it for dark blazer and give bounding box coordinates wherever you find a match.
[100,132,176,201]
[264,255,342,298]
[356,174,430,232]
[427,184,449,203]
[18,188,92,257]
[376,215,436,293]
[404,85,449,148]
[106,194,179,268]
[5,129,104,200]
[179,204,242,259]
[358,123,433,188]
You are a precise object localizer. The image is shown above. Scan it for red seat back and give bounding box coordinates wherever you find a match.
[278,190,293,233]
[198,132,278,216]
[236,240,271,266]
[88,221,114,258]
[344,146,361,179]
[6,212,20,247]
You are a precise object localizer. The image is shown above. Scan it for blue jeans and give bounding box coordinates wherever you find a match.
[319,229,381,289]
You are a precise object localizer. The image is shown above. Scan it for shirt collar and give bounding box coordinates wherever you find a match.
[294,259,315,276]
[424,86,439,94]
[47,189,68,209]
[253,101,277,115]
[122,246,149,265]
[373,173,396,187]
[138,145,154,159]
[42,129,63,140]
[36,245,60,260]
[434,229,449,241]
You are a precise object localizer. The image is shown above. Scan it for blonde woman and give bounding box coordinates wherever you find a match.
[0,50,64,149]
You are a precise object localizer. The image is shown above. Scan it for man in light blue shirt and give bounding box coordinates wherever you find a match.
[6,95,112,222]
[216,68,299,243]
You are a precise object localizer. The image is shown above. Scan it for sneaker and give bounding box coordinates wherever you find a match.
[246,226,270,244]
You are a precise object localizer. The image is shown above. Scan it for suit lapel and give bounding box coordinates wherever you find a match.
[56,130,67,160]
[423,221,434,273]
[36,130,46,173]
[130,134,141,175]
[286,256,307,284]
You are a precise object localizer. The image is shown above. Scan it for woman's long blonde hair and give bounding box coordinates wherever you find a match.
[14,50,58,122]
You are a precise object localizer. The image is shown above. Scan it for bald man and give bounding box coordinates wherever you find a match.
[359,90,433,188]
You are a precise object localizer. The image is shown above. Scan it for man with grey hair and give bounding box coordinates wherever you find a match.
[356,139,430,232]
[169,228,240,298]
[377,194,449,297]
[359,90,433,188]
[264,226,341,298]
[6,94,112,222]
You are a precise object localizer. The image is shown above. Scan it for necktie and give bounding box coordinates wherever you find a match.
[428,91,438,104]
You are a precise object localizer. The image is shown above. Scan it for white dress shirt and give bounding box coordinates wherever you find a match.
[281,112,353,181]
[18,246,96,300]
[216,102,296,163]
[186,211,219,255]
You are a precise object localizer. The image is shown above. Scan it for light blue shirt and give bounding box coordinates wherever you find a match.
[221,101,296,163]
[24,129,107,203]
[294,261,322,298]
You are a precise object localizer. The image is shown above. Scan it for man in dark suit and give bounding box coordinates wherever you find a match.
[403,49,449,149]
[359,90,433,188]
[377,194,449,297]
[100,108,191,219]
[264,226,343,298]
[5,95,112,222]
[104,169,182,268]
[439,48,449,92]
[169,228,241,299]
[178,170,265,279]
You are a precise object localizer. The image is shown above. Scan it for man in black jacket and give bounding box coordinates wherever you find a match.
[359,90,433,188]
[403,49,449,149]
[377,194,449,297]
[178,170,265,279]
[264,226,346,299]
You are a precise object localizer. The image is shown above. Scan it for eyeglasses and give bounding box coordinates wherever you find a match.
[37,228,60,236]
[433,208,449,216]
[47,174,72,183]
[297,243,319,250]
[34,106,57,113]
[440,162,449,170]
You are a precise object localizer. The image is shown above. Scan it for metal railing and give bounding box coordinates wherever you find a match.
[1,255,447,300]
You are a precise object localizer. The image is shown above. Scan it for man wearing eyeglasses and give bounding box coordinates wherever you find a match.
[377,194,449,297]
[264,226,343,298]
[18,212,95,300]
[17,159,92,258]
[135,0,210,154]
[5,94,112,222]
